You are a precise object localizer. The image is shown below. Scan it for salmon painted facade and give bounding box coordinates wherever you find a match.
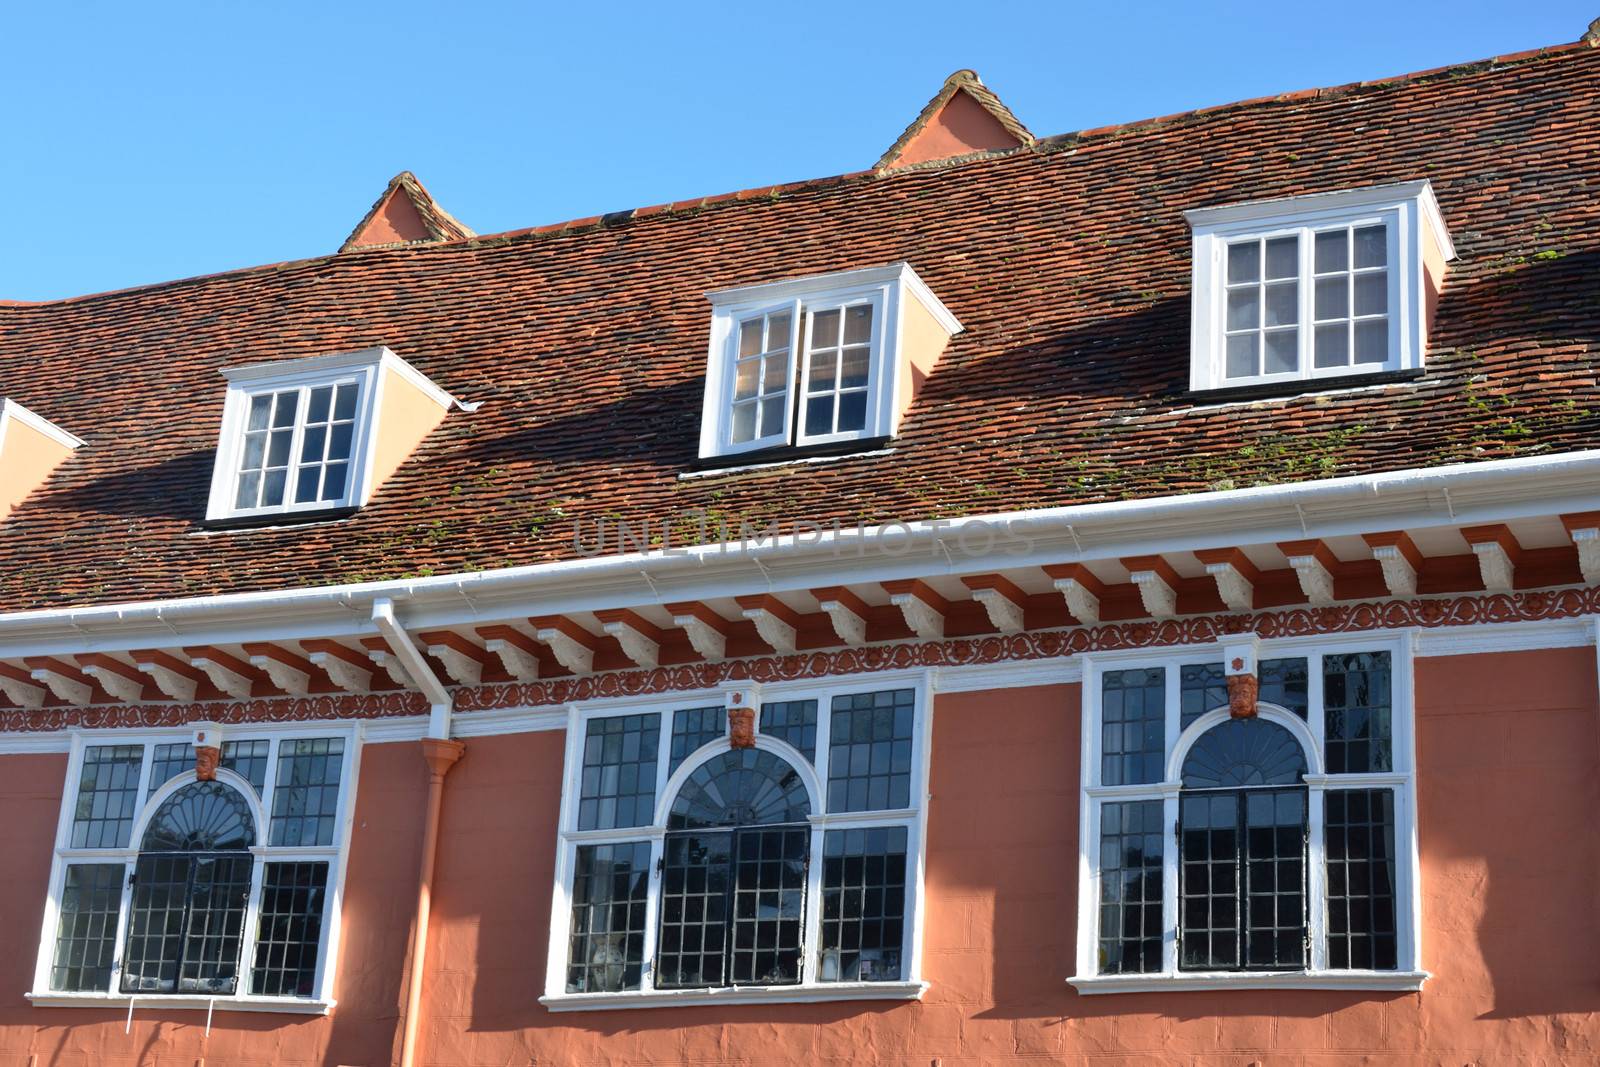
[1,23,1599,1067]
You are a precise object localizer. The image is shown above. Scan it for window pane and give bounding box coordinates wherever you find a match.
[759,699,817,763]
[121,853,190,993]
[1097,801,1163,975]
[576,714,660,831]
[738,318,763,357]
[730,400,757,443]
[1264,236,1299,280]
[767,312,792,349]
[1314,323,1348,368]
[121,852,252,995]
[1325,789,1399,970]
[1264,329,1298,375]
[306,386,332,424]
[758,396,786,438]
[1226,289,1259,330]
[321,462,349,502]
[656,831,731,988]
[567,842,651,993]
[1180,663,1227,730]
[812,308,841,347]
[241,432,267,470]
[71,745,144,849]
[733,359,758,400]
[294,465,321,504]
[1180,792,1240,969]
[271,391,298,428]
[1314,229,1348,273]
[1354,319,1388,364]
[669,706,726,775]
[820,825,908,983]
[761,352,789,392]
[270,738,346,847]
[1264,281,1297,327]
[177,855,253,994]
[234,471,260,510]
[1354,225,1386,268]
[808,349,837,389]
[1101,669,1164,786]
[670,748,810,830]
[805,396,833,437]
[142,781,256,852]
[837,391,868,432]
[1181,718,1306,789]
[728,826,807,986]
[246,395,272,431]
[1259,658,1308,718]
[827,689,916,813]
[1353,272,1387,316]
[844,304,873,344]
[1227,241,1260,284]
[50,863,125,992]
[222,739,271,793]
[1314,276,1347,320]
[251,861,329,997]
[1243,790,1306,969]
[148,742,191,798]
[1225,334,1258,379]
[1323,652,1392,773]
[333,382,359,420]
[261,468,287,507]
[267,427,292,466]
[839,347,870,390]
[300,425,327,464]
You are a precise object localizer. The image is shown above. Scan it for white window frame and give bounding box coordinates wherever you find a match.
[1069,633,1427,994]
[1186,181,1454,391]
[27,724,361,1015]
[698,264,960,459]
[540,669,935,1011]
[204,346,452,522]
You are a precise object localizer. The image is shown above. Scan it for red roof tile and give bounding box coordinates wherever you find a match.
[0,44,1597,612]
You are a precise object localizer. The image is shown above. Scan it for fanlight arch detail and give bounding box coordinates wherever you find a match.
[1180,717,1307,789]
[668,748,811,830]
[140,780,257,852]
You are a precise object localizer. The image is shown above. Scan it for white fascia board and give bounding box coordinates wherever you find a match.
[0,449,1597,658]
[1185,179,1454,262]
[221,346,456,409]
[0,398,86,450]
[707,262,962,335]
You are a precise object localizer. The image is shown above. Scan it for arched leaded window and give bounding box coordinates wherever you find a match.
[554,686,927,1005]
[39,733,353,1006]
[1177,718,1307,972]
[657,749,812,988]
[1079,645,1418,993]
[123,782,257,994]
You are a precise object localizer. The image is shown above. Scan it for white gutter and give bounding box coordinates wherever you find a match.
[0,450,1597,658]
[371,598,452,737]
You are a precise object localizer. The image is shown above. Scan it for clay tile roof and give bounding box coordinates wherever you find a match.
[340,171,475,252]
[875,69,1034,171]
[0,42,1598,612]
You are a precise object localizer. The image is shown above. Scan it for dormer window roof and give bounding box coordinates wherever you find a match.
[205,346,454,524]
[697,263,961,462]
[1185,181,1455,392]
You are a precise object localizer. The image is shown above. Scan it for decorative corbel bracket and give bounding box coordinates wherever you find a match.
[882,579,947,640]
[0,663,46,708]
[475,626,543,681]
[417,631,492,686]
[131,650,203,703]
[361,638,416,689]
[1362,531,1424,598]
[242,643,314,697]
[961,574,1028,634]
[77,654,148,703]
[666,602,730,664]
[735,595,802,656]
[1194,548,1260,613]
[811,586,871,647]
[532,616,601,676]
[184,646,258,700]
[1121,556,1181,619]
[1561,512,1600,585]
[595,610,666,669]
[27,658,94,707]
[1043,563,1105,625]
[1278,540,1339,606]
[302,640,374,694]
[1461,524,1521,593]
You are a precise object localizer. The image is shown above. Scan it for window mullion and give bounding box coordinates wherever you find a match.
[238,855,267,997]
[784,298,805,445]
[283,386,311,510]
[640,835,664,993]
[1306,784,1328,970]
[800,823,825,984]
[1299,226,1315,380]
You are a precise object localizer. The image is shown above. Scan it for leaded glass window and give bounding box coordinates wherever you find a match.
[576,713,660,831]
[49,864,124,992]
[819,826,907,983]
[826,688,914,812]
[1325,789,1398,970]
[251,862,329,997]
[71,745,144,849]
[1085,645,1412,985]
[270,737,346,846]
[669,706,725,775]
[1101,668,1164,785]
[760,699,818,763]
[1096,801,1163,975]
[1323,651,1392,773]
[566,842,651,994]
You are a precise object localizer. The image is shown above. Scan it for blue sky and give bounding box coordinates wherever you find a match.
[1,2,1590,301]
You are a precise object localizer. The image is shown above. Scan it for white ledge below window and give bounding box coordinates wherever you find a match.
[540,979,927,1012]
[26,990,334,1015]
[1068,970,1428,995]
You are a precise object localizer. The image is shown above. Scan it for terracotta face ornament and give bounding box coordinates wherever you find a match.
[1223,644,1259,719]
[193,724,223,780]
[726,689,757,749]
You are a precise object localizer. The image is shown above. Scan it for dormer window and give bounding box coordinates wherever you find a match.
[699,264,961,462]
[206,347,454,524]
[1186,181,1454,392]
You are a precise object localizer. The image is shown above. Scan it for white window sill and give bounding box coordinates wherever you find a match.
[540,979,927,1012]
[26,991,334,1016]
[679,446,894,480]
[1068,970,1428,995]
